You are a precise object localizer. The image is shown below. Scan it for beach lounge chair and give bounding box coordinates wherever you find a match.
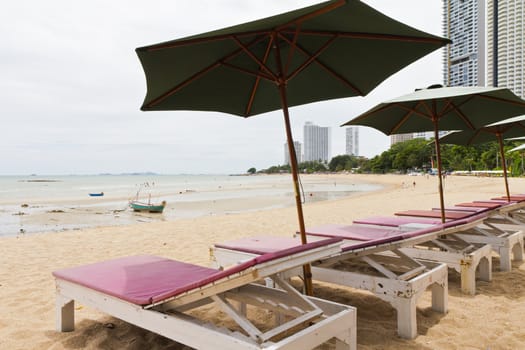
[211,230,449,340]
[394,209,524,271]
[353,215,492,295]
[53,238,357,350]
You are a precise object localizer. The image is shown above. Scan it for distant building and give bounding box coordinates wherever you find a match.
[390,133,413,146]
[303,121,330,163]
[487,0,525,98]
[442,0,485,87]
[284,141,302,165]
[345,127,359,156]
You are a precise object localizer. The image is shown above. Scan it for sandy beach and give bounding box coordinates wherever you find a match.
[1,173,525,349]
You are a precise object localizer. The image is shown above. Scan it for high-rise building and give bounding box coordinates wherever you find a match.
[442,0,486,87]
[345,127,359,156]
[487,0,525,98]
[283,141,301,165]
[303,122,330,163]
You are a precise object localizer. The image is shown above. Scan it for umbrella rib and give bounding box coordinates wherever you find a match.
[232,35,278,81]
[245,34,275,116]
[477,93,525,107]
[220,62,275,82]
[275,0,346,31]
[390,101,432,134]
[283,25,302,77]
[140,0,346,52]
[143,34,274,108]
[278,33,363,95]
[466,129,483,145]
[143,61,223,109]
[445,101,476,130]
[437,95,473,116]
[282,29,450,45]
[144,34,279,109]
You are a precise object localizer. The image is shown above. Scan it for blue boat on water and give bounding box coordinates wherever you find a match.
[89,192,104,197]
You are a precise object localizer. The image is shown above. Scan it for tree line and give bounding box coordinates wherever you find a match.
[251,138,525,176]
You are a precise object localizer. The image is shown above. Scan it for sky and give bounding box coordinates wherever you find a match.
[1,0,444,175]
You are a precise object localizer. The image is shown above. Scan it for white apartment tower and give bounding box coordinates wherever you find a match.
[443,0,486,87]
[303,122,330,163]
[283,141,301,165]
[487,0,525,98]
[345,127,359,156]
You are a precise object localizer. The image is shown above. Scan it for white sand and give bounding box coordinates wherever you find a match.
[1,173,524,349]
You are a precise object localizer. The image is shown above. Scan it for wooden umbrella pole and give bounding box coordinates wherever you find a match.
[497,133,511,201]
[280,86,314,296]
[274,36,313,296]
[433,119,446,223]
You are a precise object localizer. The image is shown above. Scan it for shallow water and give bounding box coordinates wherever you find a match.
[0,174,381,237]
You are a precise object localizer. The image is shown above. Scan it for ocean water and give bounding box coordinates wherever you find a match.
[0,174,381,237]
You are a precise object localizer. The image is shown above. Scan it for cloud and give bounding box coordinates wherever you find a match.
[1,0,444,174]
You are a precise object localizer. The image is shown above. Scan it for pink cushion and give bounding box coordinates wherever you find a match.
[214,236,304,255]
[353,216,445,227]
[457,201,503,208]
[306,224,403,241]
[432,206,486,212]
[395,209,471,220]
[53,255,220,305]
[53,238,342,306]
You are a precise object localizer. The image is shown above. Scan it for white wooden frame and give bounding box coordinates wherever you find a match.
[211,245,448,340]
[55,243,357,350]
[454,221,523,271]
[399,236,492,295]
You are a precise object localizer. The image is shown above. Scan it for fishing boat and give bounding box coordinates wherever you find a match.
[129,182,166,213]
[89,192,104,197]
[129,200,166,213]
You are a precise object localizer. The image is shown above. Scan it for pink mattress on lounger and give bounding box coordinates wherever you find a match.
[214,236,305,255]
[353,216,445,227]
[306,224,404,240]
[53,238,341,306]
[395,209,471,220]
[456,201,503,209]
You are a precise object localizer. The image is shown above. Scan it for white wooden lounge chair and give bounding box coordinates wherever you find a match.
[395,208,524,271]
[211,229,449,340]
[53,238,357,350]
[353,216,492,295]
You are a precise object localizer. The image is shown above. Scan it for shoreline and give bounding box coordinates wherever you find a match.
[0,174,383,237]
[1,173,525,349]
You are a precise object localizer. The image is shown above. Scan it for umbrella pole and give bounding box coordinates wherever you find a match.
[433,120,446,223]
[278,83,314,296]
[496,133,511,201]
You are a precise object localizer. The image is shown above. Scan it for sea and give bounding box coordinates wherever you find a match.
[0,174,382,237]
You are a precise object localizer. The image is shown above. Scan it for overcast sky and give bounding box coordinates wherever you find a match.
[1,0,444,175]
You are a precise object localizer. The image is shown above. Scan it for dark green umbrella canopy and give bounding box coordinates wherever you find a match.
[343,86,525,134]
[343,85,525,222]
[136,0,449,295]
[136,0,450,116]
[439,117,525,145]
[439,116,525,201]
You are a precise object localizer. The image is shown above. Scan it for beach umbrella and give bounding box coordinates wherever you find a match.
[343,85,525,222]
[135,0,449,294]
[509,143,525,153]
[440,116,525,201]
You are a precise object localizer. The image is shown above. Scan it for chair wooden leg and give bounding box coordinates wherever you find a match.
[394,297,417,339]
[431,280,448,313]
[499,247,512,272]
[478,256,492,282]
[56,294,74,332]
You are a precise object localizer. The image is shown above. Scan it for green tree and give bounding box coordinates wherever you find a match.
[247,167,257,174]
